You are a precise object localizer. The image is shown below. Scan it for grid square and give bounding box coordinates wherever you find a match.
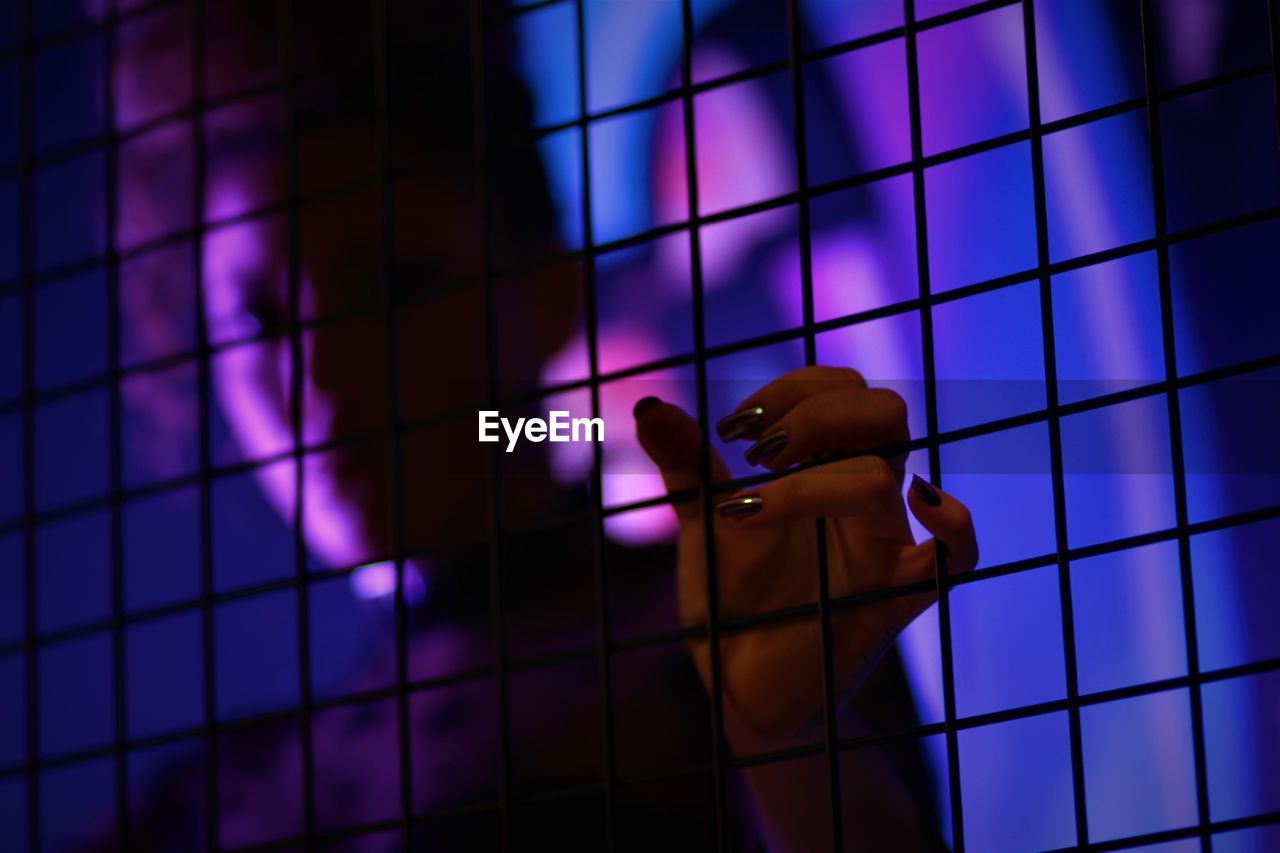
[121,360,200,489]
[690,0,789,84]
[0,294,18,402]
[509,658,604,795]
[1043,108,1153,263]
[933,281,1046,433]
[126,611,205,739]
[35,268,108,391]
[925,142,1036,293]
[1033,0,1144,124]
[959,711,1076,852]
[584,0,681,115]
[1153,0,1272,90]
[114,4,193,131]
[33,32,103,153]
[593,233,695,374]
[0,653,24,770]
[0,779,25,853]
[804,38,910,184]
[308,571,389,702]
[217,722,303,848]
[214,589,299,720]
[312,698,404,831]
[809,174,918,320]
[409,678,502,814]
[950,565,1066,717]
[1060,395,1176,547]
[611,641,711,779]
[203,93,289,221]
[695,70,795,216]
[40,757,117,853]
[38,631,115,758]
[917,5,1029,156]
[1171,218,1280,377]
[0,179,17,283]
[1081,689,1197,842]
[35,151,106,273]
[940,422,1057,568]
[0,63,16,169]
[1071,542,1186,694]
[212,462,294,592]
[123,486,201,613]
[35,388,110,511]
[512,0,580,128]
[0,533,22,646]
[36,510,110,633]
[0,413,22,523]
[1160,76,1280,233]
[590,106,683,245]
[33,0,98,38]
[119,243,197,368]
[1051,252,1164,405]
[1180,367,1280,524]
[1191,517,1280,671]
[117,121,195,250]
[701,204,798,348]
[1202,670,1280,822]
[1215,825,1280,851]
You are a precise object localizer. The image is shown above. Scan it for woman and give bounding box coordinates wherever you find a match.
[102,1,977,850]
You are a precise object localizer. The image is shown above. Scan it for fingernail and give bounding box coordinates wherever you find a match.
[633,396,662,417]
[715,406,765,441]
[910,474,941,507]
[744,430,788,466]
[716,494,764,519]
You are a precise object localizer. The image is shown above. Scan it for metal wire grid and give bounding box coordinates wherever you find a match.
[2,0,1280,850]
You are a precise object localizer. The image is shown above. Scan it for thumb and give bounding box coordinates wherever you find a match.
[633,396,730,522]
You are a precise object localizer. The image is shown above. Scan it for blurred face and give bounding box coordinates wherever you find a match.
[199,126,507,568]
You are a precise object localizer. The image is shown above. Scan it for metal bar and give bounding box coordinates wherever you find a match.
[570,0,621,847]
[1020,0,1090,844]
[677,0,730,847]
[901,0,965,848]
[1136,1,1213,847]
[281,0,317,845]
[16,0,39,846]
[101,0,130,847]
[370,0,419,846]
[469,1,516,847]
[784,0,846,847]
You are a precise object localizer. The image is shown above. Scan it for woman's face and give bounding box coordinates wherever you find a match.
[198,126,511,569]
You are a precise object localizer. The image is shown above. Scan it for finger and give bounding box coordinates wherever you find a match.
[716,454,899,529]
[898,475,980,579]
[714,365,866,442]
[634,396,731,522]
[742,387,908,472]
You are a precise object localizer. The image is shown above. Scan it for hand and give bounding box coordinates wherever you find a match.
[635,366,978,744]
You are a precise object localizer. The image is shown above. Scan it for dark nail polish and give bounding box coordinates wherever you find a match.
[744,430,788,466]
[633,396,662,417]
[910,474,942,507]
[715,406,765,442]
[716,495,764,519]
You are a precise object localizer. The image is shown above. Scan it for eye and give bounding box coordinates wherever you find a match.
[227,294,288,340]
